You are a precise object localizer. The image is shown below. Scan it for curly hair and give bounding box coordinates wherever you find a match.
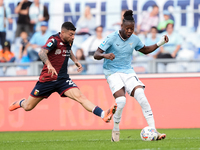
[123,10,135,23]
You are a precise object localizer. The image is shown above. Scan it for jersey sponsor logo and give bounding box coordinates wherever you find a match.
[55,49,61,55]
[55,49,70,56]
[100,40,107,47]
[62,49,70,57]
[34,89,39,96]
[47,42,53,47]
[63,50,70,53]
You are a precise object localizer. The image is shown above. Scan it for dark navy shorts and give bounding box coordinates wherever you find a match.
[30,77,78,98]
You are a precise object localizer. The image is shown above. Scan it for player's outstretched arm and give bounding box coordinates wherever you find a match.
[94,48,105,60]
[69,50,77,62]
[94,48,115,60]
[38,48,50,64]
[69,50,83,72]
[38,48,57,77]
[139,35,169,55]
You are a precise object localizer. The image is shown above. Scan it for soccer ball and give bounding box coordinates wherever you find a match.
[140,126,158,141]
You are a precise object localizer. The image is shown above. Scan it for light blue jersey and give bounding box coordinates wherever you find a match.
[99,31,144,78]
[30,30,52,46]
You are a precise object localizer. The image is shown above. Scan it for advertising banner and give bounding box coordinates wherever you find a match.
[0,76,200,131]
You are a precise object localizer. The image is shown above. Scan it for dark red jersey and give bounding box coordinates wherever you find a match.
[39,33,72,82]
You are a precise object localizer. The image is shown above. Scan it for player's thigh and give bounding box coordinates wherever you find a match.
[25,95,44,109]
[123,73,145,96]
[113,87,126,98]
[107,73,125,95]
[64,88,87,103]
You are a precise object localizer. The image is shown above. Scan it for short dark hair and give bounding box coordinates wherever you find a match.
[61,22,76,31]
[95,25,103,31]
[166,23,174,29]
[123,10,135,23]
[151,26,158,32]
[152,5,159,8]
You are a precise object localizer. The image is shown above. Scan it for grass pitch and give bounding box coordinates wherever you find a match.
[0,129,200,150]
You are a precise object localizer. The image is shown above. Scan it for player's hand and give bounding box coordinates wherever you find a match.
[164,35,169,43]
[47,65,58,77]
[104,53,115,60]
[157,35,169,47]
[75,61,83,72]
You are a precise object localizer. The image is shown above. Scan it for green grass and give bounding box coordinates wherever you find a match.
[0,129,200,150]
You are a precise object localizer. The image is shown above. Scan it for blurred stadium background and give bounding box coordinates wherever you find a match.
[1,0,200,76]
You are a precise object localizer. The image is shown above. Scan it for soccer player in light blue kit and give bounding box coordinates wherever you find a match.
[94,10,169,142]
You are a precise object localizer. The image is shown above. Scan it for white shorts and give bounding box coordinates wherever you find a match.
[107,72,145,95]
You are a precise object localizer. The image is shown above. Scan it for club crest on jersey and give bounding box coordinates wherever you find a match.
[55,49,61,55]
[34,89,39,96]
[100,40,107,47]
[129,42,133,48]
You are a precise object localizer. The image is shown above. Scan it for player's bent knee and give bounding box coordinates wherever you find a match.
[23,103,34,111]
[116,96,126,109]
[24,107,33,111]
[140,99,150,108]
[134,88,151,109]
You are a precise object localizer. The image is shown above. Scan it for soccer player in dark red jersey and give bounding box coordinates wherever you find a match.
[9,22,117,123]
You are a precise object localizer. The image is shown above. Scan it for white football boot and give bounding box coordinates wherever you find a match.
[111,131,120,142]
